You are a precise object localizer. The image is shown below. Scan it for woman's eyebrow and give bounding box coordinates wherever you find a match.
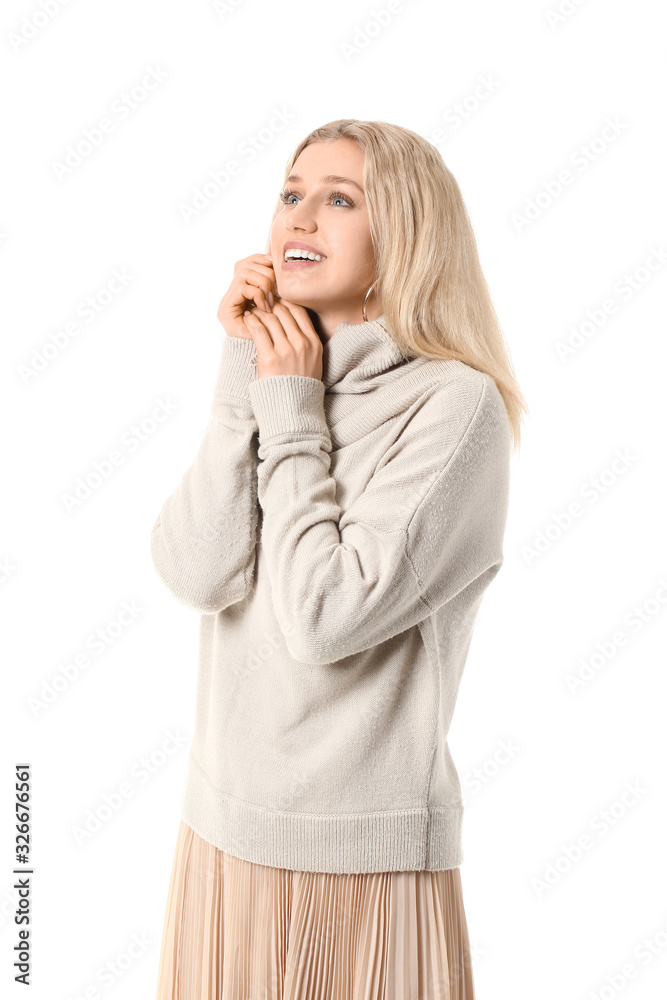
[285,173,364,194]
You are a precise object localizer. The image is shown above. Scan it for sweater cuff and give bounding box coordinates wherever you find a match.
[213,335,258,402]
[247,375,328,441]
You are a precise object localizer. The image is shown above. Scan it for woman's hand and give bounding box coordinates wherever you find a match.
[242,301,323,381]
[217,253,278,339]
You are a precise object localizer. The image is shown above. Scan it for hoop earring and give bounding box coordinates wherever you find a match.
[362,279,378,322]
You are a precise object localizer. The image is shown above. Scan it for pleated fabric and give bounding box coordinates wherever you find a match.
[155,818,475,1000]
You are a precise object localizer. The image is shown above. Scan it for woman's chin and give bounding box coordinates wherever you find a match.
[276,288,318,310]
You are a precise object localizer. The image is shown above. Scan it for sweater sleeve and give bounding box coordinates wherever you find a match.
[150,335,260,613]
[247,372,511,664]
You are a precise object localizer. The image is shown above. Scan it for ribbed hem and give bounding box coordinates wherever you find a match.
[213,335,258,402]
[247,375,328,441]
[180,751,464,875]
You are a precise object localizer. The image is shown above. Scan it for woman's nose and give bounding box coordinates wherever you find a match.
[286,204,315,230]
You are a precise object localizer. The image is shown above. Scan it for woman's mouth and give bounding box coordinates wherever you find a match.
[282,248,327,271]
[282,257,326,270]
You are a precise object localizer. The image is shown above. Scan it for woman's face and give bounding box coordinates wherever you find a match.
[270,138,379,323]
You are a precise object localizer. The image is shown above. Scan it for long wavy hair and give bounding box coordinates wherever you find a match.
[265,119,528,452]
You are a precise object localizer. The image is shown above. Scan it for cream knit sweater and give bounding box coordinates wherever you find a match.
[151,314,511,874]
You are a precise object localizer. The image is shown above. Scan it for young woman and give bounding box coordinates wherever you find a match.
[152,119,527,999]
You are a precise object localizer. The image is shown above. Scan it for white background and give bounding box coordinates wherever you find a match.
[2,0,666,997]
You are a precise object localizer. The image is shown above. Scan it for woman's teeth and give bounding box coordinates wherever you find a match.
[284,249,325,261]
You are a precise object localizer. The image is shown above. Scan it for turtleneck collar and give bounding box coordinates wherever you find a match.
[320,314,410,393]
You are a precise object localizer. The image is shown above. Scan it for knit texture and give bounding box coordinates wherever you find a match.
[151,315,511,874]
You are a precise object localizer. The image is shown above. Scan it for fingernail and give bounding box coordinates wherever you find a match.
[268,292,274,307]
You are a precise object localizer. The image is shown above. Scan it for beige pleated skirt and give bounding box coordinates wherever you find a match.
[155,818,476,1000]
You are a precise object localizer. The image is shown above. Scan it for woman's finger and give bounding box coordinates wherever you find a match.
[233,253,274,275]
[218,255,277,338]
[240,280,269,313]
[238,262,276,312]
[247,307,297,355]
[242,309,275,353]
[239,275,272,312]
[269,302,312,354]
[244,306,324,380]
[250,304,315,363]
[272,301,321,353]
[233,258,274,287]
[248,304,323,381]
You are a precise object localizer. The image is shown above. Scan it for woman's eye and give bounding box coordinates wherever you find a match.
[327,190,353,207]
[278,189,353,208]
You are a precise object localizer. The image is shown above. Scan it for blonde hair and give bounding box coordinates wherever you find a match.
[266,119,528,452]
